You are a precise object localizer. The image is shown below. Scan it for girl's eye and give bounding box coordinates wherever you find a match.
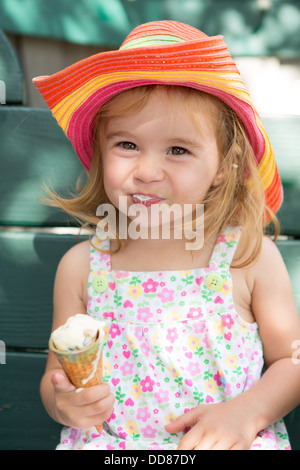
[168,146,189,156]
[119,142,138,151]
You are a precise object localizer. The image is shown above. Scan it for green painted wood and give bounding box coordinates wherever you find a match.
[0,231,88,349]
[0,351,61,450]
[0,29,23,103]
[262,116,300,237]
[263,116,300,185]
[0,0,300,57]
[276,240,300,313]
[0,106,84,226]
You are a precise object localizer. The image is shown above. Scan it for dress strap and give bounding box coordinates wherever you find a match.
[90,235,111,271]
[209,226,242,270]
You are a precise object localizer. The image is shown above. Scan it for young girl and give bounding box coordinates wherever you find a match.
[33,21,300,450]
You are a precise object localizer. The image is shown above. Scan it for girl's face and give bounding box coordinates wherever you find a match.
[101,87,222,231]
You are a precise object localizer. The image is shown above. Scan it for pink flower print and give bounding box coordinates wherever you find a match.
[120,361,134,376]
[187,307,202,319]
[187,362,201,376]
[245,374,255,389]
[70,429,80,441]
[166,327,178,344]
[157,287,174,303]
[137,307,153,322]
[109,323,121,339]
[142,278,159,293]
[217,234,226,244]
[107,411,116,422]
[106,444,116,450]
[140,375,155,392]
[221,314,234,329]
[264,430,275,441]
[224,383,232,397]
[141,424,157,439]
[203,334,211,349]
[103,311,114,320]
[141,342,150,357]
[137,407,151,422]
[134,325,144,342]
[116,271,129,279]
[213,370,223,387]
[205,262,217,273]
[193,320,206,334]
[154,389,169,404]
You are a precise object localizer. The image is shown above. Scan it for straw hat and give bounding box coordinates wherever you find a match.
[33,20,283,214]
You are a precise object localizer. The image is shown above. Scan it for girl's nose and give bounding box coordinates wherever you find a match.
[133,154,165,183]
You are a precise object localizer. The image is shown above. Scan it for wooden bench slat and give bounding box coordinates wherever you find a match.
[0,29,23,104]
[0,231,86,349]
[262,116,300,236]
[0,106,83,226]
[0,351,61,450]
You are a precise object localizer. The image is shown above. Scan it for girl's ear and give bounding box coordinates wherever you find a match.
[211,166,224,187]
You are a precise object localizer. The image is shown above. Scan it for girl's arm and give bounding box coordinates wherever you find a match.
[166,237,300,449]
[40,241,115,429]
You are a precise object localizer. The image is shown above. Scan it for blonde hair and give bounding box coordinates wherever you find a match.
[43,85,279,267]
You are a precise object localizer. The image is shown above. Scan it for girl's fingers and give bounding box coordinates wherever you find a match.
[51,372,76,392]
[165,407,202,433]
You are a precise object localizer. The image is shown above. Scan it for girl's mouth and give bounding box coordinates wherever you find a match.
[131,193,165,206]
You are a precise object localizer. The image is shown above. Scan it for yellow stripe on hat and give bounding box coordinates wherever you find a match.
[52,70,250,134]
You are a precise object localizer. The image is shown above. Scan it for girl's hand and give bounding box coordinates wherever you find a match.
[165,400,258,450]
[51,372,115,430]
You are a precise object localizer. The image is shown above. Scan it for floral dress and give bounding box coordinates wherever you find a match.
[57,226,290,450]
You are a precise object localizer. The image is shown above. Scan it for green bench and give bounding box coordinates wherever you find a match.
[1,28,300,450]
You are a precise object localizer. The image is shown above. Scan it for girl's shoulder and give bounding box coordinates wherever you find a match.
[58,239,91,270]
[55,239,91,292]
[253,235,286,271]
[237,234,290,297]
[54,239,91,314]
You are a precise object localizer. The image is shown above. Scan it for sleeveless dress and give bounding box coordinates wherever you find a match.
[56,226,290,450]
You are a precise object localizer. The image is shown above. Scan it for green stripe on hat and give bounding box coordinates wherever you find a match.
[120,34,185,50]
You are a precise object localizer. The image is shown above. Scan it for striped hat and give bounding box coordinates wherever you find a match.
[33,20,283,214]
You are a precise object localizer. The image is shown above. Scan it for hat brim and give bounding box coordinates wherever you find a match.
[33,36,283,214]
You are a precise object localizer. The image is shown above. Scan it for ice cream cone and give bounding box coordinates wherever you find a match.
[49,333,104,434]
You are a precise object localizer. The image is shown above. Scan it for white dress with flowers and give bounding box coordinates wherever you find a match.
[56,226,290,450]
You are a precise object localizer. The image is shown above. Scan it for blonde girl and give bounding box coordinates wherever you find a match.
[34,21,300,450]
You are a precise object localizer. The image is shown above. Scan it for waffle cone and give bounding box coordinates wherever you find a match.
[49,335,103,434]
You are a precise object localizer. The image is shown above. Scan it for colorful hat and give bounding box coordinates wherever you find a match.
[33,20,283,214]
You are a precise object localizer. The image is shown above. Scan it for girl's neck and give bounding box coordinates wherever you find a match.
[110,236,217,272]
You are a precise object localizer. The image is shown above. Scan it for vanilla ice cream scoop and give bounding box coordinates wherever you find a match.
[50,314,105,352]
